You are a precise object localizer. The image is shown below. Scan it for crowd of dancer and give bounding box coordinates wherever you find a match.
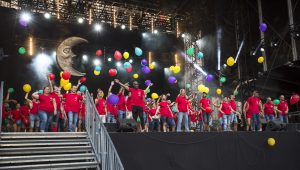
[1,77,290,133]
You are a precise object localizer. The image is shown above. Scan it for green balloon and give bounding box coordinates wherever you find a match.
[220,77,226,83]
[234,91,239,96]
[8,88,14,93]
[187,48,194,56]
[186,84,191,89]
[273,99,280,105]
[146,89,150,94]
[18,47,26,55]
[137,116,141,123]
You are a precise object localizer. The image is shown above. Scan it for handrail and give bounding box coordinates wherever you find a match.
[85,90,124,170]
[0,81,4,134]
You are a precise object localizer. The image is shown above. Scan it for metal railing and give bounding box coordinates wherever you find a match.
[85,90,124,170]
[0,81,4,134]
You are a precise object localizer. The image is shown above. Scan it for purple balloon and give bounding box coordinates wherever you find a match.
[206,74,213,82]
[145,80,152,86]
[259,23,267,32]
[19,19,28,27]
[142,66,151,74]
[141,59,148,66]
[168,76,177,84]
[108,94,119,105]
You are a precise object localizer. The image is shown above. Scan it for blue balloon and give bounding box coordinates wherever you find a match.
[80,85,87,92]
[108,94,119,105]
[197,52,204,59]
[141,59,147,66]
[95,66,101,71]
[135,47,143,57]
[38,90,44,94]
[123,62,131,69]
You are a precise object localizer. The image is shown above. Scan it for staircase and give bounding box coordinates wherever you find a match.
[0,132,99,170]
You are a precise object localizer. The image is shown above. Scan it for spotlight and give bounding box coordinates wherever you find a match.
[260,48,265,52]
[116,62,121,67]
[77,17,84,24]
[108,57,112,62]
[121,24,126,29]
[181,33,186,38]
[20,12,32,22]
[151,62,156,66]
[153,29,158,34]
[44,13,51,19]
[82,55,88,62]
[94,23,102,32]
[129,59,133,63]
[93,59,101,66]
[142,33,147,37]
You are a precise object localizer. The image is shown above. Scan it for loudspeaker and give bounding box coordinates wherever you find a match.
[265,120,286,131]
[117,118,137,132]
[104,123,118,132]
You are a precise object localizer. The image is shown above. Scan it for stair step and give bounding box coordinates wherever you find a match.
[0,142,90,147]
[0,132,87,136]
[0,135,88,139]
[0,161,98,170]
[0,139,89,143]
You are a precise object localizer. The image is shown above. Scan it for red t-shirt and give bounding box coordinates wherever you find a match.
[175,95,188,112]
[149,108,157,117]
[221,102,231,115]
[51,92,61,111]
[39,94,54,113]
[96,98,106,115]
[107,102,118,117]
[20,106,30,117]
[117,94,126,111]
[63,93,83,113]
[31,101,39,115]
[2,104,6,119]
[198,110,203,121]
[80,103,86,118]
[190,110,197,123]
[12,109,21,121]
[199,98,211,111]
[126,96,132,111]
[264,103,275,115]
[159,101,172,118]
[129,88,145,107]
[247,96,261,114]
[229,99,236,111]
[277,100,288,115]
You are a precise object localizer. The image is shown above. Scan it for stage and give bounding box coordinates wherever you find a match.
[109,132,300,170]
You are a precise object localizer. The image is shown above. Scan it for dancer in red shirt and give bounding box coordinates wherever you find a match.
[175,89,190,132]
[199,93,212,132]
[276,95,289,123]
[20,101,30,132]
[245,91,263,131]
[107,81,118,123]
[117,86,127,119]
[219,97,234,131]
[25,92,40,132]
[155,95,173,132]
[263,97,275,122]
[12,103,21,132]
[95,90,107,123]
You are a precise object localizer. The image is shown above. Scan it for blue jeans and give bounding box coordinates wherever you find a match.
[223,114,231,131]
[265,115,274,122]
[280,115,288,123]
[203,112,211,124]
[251,113,260,131]
[118,110,126,119]
[230,113,238,123]
[198,121,204,132]
[176,112,189,132]
[106,113,116,123]
[143,112,148,124]
[149,119,160,131]
[68,111,78,132]
[29,114,40,129]
[38,110,53,132]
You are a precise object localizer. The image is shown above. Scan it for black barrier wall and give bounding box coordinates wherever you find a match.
[110,132,300,170]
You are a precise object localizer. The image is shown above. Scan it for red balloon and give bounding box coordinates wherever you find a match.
[62,71,71,80]
[80,77,87,83]
[109,69,117,77]
[126,65,132,73]
[49,73,55,80]
[96,49,102,57]
[290,94,300,105]
[114,50,122,61]
[205,107,212,113]
[22,117,29,126]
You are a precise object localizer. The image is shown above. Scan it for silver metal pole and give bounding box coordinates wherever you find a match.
[287,0,298,61]
[257,0,267,71]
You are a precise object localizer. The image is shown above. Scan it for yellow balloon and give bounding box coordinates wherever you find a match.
[63,83,72,91]
[173,66,181,74]
[94,70,100,76]
[198,84,205,92]
[169,66,175,72]
[204,87,209,94]
[149,64,155,70]
[267,138,275,146]
[227,56,235,66]
[123,52,130,59]
[151,93,159,99]
[216,88,222,95]
[258,56,264,63]
[23,84,31,93]
[60,71,63,78]
[60,78,69,87]
[133,74,139,79]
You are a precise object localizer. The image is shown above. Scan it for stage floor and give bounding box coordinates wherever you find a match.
[109,132,300,170]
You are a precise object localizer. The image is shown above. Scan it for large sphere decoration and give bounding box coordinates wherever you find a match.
[22,117,29,126]
[114,50,122,61]
[94,70,100,76]
[267,137,275,146]
[8,88,14,93]
[135,47,143,56]
[49,73,55,81]
[259,23,267,33]
[173,66,181,74]
[197,52,204,59]
[186,84,191,89]
[169,66,175,72]
[145,80,152,86]
[258,56,264,63]
[149,63,155,70]
[133,73,139,79]
[206,74,214,82]
[18,47,26,55]
[204,87,209,94]
[63,83,72,91]
[141,59,148,66]
[216,88,222,95]
[80,77,87,83]
[151,93,159,99]
[60,78,69,87]
[198,84,205,92]
[187,47,194,56]
[23,84,31,93]
[205,107,212,113]
[38,90,44,94]
[290,94,300,105]
[123,52,130,59]
[146,89,150,94]
[80,85,87,92]
[273,99,280,105]
[220,77,226,83]
[142,66,151,74]
[109,69,117,77]
[96,49,102,57]
[16,120,22,126]
[108,94,119,105]
[124,62,131,69]
[62,71,71,80]
[227,56,235,66]
[168,76,177,84]
[126,65,132,73]
[95,66,102,72]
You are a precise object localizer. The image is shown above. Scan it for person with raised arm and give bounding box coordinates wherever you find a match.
[95,89,107,123]
[106,81,118,123]
[229,84,240,131]
[219,96,235,131]
[25,92,40,132]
